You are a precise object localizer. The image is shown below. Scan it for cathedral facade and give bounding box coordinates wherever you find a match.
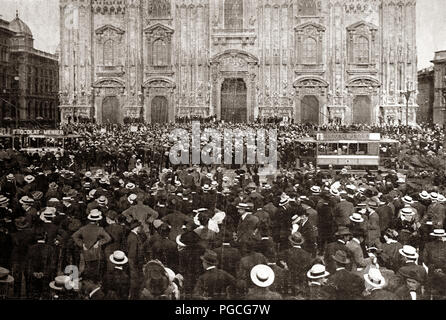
[58,0,418,125]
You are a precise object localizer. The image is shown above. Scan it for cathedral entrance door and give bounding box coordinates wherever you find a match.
[301,95,320,125]
[353,95,372,124]
[102,96,120,124]
[151,96,169,123]
[221,78,247,123]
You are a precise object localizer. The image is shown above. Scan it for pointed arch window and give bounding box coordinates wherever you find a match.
[224,0,243,30]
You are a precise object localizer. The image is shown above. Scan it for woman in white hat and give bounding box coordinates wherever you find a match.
[245,264,282,300]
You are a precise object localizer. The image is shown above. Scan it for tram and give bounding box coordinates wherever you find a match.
[298,132,399,170]
[10,129,82,155]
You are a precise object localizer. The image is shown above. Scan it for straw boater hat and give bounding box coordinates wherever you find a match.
[0,267,14,284]
[49,275,71,291]
[6,174,14,181]
[250,264,275,288]
[202,184,211,192]
[24,175,35,184]
[96,195,108,206]
[307,264,330,279]
[87,209,102,221]
[0,195,9,205]
[109,250,128,265]
[310,186,321,194]
[279,196,290,206]
[399,245,419,260]
[400,207,415,216]
[430,229,446,237]
[236,203,249,210]
[40,207,57,221]
[402,195,415,205]
[364,268,386,289]
[349,213,364,223]
[438,194,446,203]
[19,196,34,205]
[126,183,136,190]
[430,192,439,201]
[419,190,430,200]
[128,194,137,203]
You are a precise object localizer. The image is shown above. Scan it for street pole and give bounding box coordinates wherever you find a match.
[406,93,409,126]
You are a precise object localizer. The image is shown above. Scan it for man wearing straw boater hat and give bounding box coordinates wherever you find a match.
[102,250,130,300]
[306,264,331,300]
[245,264,282,300]
[363,267,397,300]
[422,228,446,295]
[72,209,111,281]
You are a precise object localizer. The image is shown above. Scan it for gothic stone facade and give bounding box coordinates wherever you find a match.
[59,0,418,125]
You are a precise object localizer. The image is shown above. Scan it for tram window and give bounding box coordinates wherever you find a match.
[358,143,368,155]
[338,143,348,155]
[318,143,327,155]
[348,143,358,155]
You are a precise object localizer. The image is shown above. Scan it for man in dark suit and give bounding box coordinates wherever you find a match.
[177,230,206,297]
[334,194,354,228]
[150,224,179,272]
[395,265,427,300]
[296,211,318,258]
[327,250,364,300]
[236,204,259,245]
[127,221,146,299]
[324,227,352,274]
[26,231,57,299]
[11,217,35,298]
[103,210,126,272]
[214,230,241,278]
[103,250,130,300]
[278,232,312,296]
[236,240,267,294]
[193,250,237,299]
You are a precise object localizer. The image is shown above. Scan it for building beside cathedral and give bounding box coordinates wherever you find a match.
[0,12,59,126]
[59,0,418,125]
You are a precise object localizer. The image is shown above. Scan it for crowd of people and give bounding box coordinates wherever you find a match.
[0,121,445,300]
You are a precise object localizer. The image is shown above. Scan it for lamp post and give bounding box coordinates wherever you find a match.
[442,76,446,128]
[400,85,415,126]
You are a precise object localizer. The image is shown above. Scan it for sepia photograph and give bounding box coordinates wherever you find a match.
[0,0,445,305]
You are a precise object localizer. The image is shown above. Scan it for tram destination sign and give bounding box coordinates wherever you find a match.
[12,129,65,136]
[316,132,381,141]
